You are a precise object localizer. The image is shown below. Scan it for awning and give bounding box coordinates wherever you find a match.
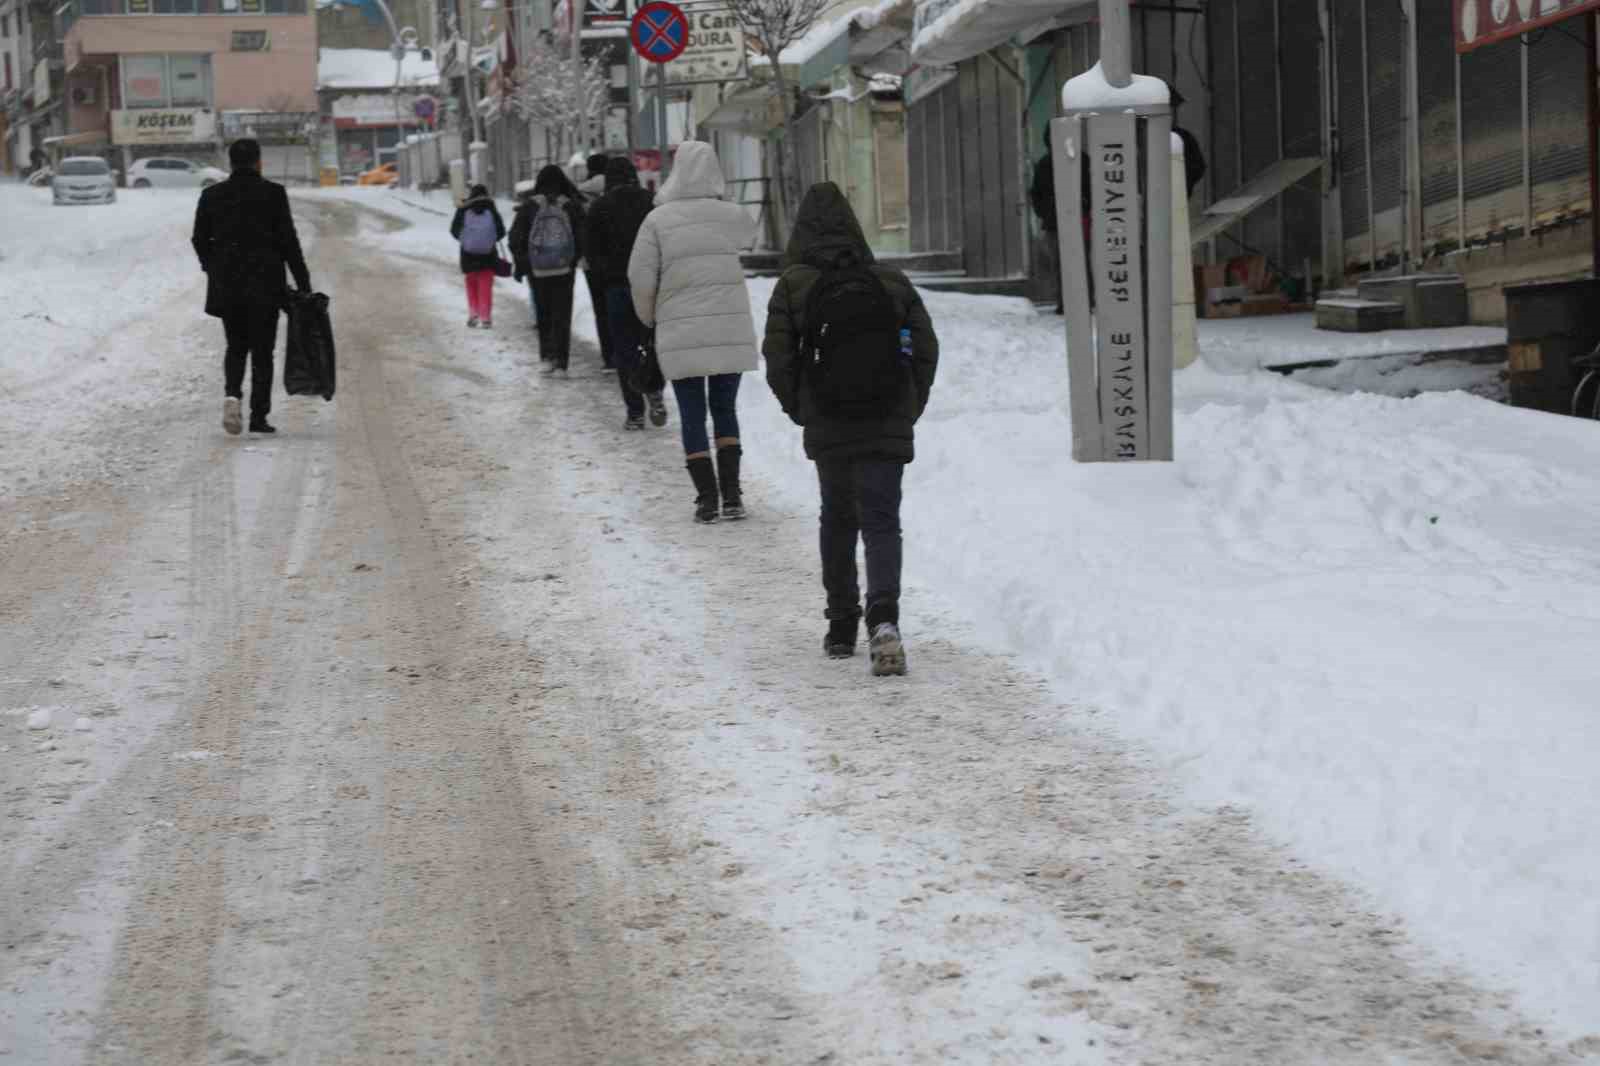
[910,0,1093,67]
[42,130,107,149]
[698,85,776,135]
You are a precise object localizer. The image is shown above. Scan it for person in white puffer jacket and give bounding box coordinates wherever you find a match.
[628,141,759,524]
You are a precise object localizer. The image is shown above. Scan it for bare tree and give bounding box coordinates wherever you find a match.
[506,32,612,162]
[725,0,829,227]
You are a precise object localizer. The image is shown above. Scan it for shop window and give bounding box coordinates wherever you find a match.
[151,0,201,12]
[122,53,211,108]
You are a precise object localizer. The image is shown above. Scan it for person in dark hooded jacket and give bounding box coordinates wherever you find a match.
[511,164,586,374]
[449,183,506,328]
[762,182,938,676]
[586,156,667,429]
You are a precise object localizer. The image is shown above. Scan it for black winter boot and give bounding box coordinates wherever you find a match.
[686,457,719,523]
[824,611,860,658]
[717,444,745,520]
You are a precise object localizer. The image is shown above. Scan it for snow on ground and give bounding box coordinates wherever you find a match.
[326,184,1600,1038]
[1199,311,1507,371]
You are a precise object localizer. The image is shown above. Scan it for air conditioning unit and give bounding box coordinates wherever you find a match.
[71,85,96,106]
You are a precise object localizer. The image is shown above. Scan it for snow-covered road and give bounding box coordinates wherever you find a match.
[2,184,1598,1064]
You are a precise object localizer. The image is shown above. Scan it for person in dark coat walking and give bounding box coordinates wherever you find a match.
[585,157,667,429]
[577,153,617,369]
[1029,152,1063,314]
[450,183,506,329]
[510,165,585,375]
[762,182,938,675]
[191,137,312,435]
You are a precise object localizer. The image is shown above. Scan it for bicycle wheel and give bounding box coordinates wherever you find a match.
[1573,369,1600,420]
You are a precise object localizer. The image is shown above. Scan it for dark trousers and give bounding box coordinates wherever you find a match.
[585,269,614,367]
[605,283,647,418]
[222,305,280,419]
[817,459,904,629]
[670,373,740,455]
[531,272,576,368]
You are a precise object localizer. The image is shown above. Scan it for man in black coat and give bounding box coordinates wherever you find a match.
[585,157,665,427]
[191,138,312,435]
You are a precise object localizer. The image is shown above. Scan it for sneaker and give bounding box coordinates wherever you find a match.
[248,419,277,435]
[868,623,906,676]
[624,415,646,431]
[467,316,480,328]
[721,500,746,521]
[480,318,492,329]
[222,397,242,436]
[647,391,668,427]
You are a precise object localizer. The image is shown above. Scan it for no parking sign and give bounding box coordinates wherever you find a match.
[631,1,688,63]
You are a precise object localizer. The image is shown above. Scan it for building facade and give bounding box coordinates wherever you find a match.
[56,0,317,176]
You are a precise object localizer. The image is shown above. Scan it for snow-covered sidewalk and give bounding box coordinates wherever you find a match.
[309,184,1600,1043]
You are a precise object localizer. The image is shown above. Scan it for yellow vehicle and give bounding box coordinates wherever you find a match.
[356,162,398,187]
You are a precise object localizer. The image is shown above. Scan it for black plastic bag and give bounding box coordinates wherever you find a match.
[623,334,665,396]
[284,290,336,401]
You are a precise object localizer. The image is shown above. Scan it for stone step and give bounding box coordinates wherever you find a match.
[1356,274,1469,329]
[1315,298,1408,333]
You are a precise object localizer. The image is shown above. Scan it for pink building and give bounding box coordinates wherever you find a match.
[59,0,317,175]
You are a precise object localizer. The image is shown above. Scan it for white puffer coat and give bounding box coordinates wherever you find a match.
[627,142,758,381]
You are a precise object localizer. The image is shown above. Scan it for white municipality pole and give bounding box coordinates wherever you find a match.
[1051,0,1174,461]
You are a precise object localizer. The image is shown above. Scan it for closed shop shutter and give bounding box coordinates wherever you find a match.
[1527,30,1589,228]
[873,104,909,231]
[1365,0,1405,264]
[1209,0,1241,232]
[1237,0,1278,259]
[1415,0,1460,251]
[1459,35,1523,240]
[1279,0,1323,274]
[1334,0,1371,250]
[908,96,929,252]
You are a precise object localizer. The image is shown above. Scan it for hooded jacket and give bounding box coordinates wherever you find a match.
[510,166,586,280]
[449,188,506,275]
[762,182,938,463]
[626,141,758,381]
[585,157,656,286]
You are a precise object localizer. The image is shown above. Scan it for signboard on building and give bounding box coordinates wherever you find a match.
[664,6,747,85]
[332,93,426,127]
[221,110,316,143]
[587,0,627,23]
[231,30,271,52]
[111,108,218,145]
[1455,0,1600,52]
[33,59,51,106]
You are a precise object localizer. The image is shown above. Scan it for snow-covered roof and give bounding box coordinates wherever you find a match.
[1060,61,1169,110]
[910,0,1093,67]
[318,48,441,90]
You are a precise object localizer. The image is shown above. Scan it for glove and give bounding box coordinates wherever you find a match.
[514,271,525,283]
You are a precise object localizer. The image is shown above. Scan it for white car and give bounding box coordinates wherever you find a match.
[51,157,116,206]
[127,157,227,189]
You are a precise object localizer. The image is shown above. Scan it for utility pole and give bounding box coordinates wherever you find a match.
[463,0,486,147]
[570,0,584,159]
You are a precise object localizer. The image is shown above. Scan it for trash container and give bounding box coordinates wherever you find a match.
[1504,277,1600,415]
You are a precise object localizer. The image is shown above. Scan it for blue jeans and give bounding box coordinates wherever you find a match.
[671,373,741,455]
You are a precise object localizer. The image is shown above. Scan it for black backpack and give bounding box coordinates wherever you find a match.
[800,264,908,420]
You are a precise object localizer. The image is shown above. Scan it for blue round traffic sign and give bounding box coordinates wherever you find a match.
[632,1,688,63]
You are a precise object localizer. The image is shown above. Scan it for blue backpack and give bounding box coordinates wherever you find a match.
[528,196,577,273]
[459,207,498,254]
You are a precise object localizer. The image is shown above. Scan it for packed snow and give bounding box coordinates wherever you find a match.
[330,186,1600,1037]
[1200,311,1507,372]
[6,180,1600,1053]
